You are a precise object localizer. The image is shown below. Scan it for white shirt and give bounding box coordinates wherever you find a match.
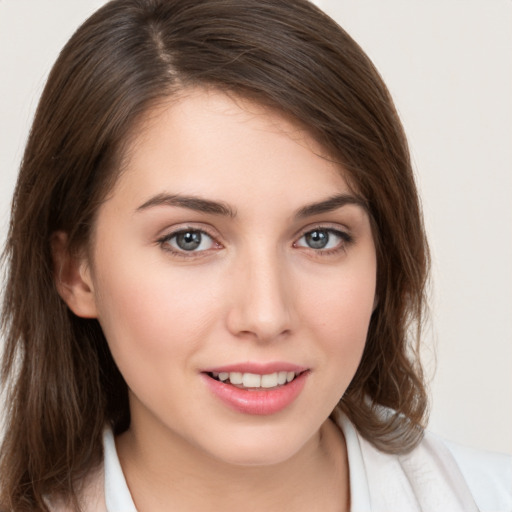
[67,411,512,511]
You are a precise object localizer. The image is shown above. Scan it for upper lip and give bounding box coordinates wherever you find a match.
[202,362,308,374]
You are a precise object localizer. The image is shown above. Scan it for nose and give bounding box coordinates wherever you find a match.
[225,248,295,343]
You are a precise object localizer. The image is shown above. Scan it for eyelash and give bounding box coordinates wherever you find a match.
[294,227,354,256]
[157,225,353,258]
[157,227,221,258]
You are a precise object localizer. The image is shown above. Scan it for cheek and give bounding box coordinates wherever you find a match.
[91,258,223,367]
[301,261,376,368]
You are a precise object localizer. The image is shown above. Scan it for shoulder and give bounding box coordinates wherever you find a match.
[385,428,512,512]
[333,409,512,512]
[45,460,107,512]
[49,428,136,512]
[436,434,512,512]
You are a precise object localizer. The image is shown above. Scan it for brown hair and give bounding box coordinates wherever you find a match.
[1,0,429,509]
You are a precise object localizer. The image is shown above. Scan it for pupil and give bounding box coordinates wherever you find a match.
[176,231,201,251]
[306,230,328,249]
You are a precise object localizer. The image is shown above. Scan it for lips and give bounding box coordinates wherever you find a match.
[201,363,309,415]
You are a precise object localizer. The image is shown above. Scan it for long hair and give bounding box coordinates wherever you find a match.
[1,0,429,509]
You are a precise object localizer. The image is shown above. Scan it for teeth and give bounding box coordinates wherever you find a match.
[242,373,261,387]
[212,371,300,388]
[229,372,243,385]
[261,373,278,388]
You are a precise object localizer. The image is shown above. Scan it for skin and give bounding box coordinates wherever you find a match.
[57,88,377,511]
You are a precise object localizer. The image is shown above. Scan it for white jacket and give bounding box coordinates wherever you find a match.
[53,412,512,511]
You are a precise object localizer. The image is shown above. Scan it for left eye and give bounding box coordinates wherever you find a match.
[165,230,215,252]
[295,229,346,250]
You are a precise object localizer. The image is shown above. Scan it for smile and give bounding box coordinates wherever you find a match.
[202,365,309,415]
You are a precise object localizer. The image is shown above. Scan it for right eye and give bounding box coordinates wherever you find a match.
[160,229,216,253]
[294,227,352,253]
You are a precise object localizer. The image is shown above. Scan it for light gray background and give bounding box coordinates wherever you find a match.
[1,0,511,454]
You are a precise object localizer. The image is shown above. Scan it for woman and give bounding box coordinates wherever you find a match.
[1,0,510,511]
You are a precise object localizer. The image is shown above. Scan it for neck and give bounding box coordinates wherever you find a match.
[116,416,349,512]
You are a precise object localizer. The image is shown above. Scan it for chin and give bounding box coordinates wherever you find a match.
[202,424,317,468]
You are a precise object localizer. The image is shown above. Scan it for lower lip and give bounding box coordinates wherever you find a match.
[202,372,309,415]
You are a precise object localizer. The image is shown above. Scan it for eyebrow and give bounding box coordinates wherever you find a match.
[136,193,236,217]
[135,192,367,218]
[295,193,368,218]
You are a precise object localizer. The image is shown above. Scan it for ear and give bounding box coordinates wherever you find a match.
[51,231,98,318]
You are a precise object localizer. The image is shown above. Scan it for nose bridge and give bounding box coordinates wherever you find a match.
[227,241,294,341]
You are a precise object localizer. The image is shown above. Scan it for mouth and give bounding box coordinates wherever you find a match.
[206,370,305,390]
[201,366,310,415]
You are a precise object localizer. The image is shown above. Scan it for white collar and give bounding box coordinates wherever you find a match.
[331,409,479,512]
[103,429,137,512]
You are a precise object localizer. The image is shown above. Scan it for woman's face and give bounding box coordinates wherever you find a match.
[79,89,377,466]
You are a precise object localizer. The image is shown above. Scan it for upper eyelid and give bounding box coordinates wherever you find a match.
[158,224,220,242]
[293,222,351,240]
[294,227,351,245]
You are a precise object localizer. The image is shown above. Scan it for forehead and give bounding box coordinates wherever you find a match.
[112,88,354,211]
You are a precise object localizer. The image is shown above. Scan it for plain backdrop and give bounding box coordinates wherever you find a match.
[1,0,511,455]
